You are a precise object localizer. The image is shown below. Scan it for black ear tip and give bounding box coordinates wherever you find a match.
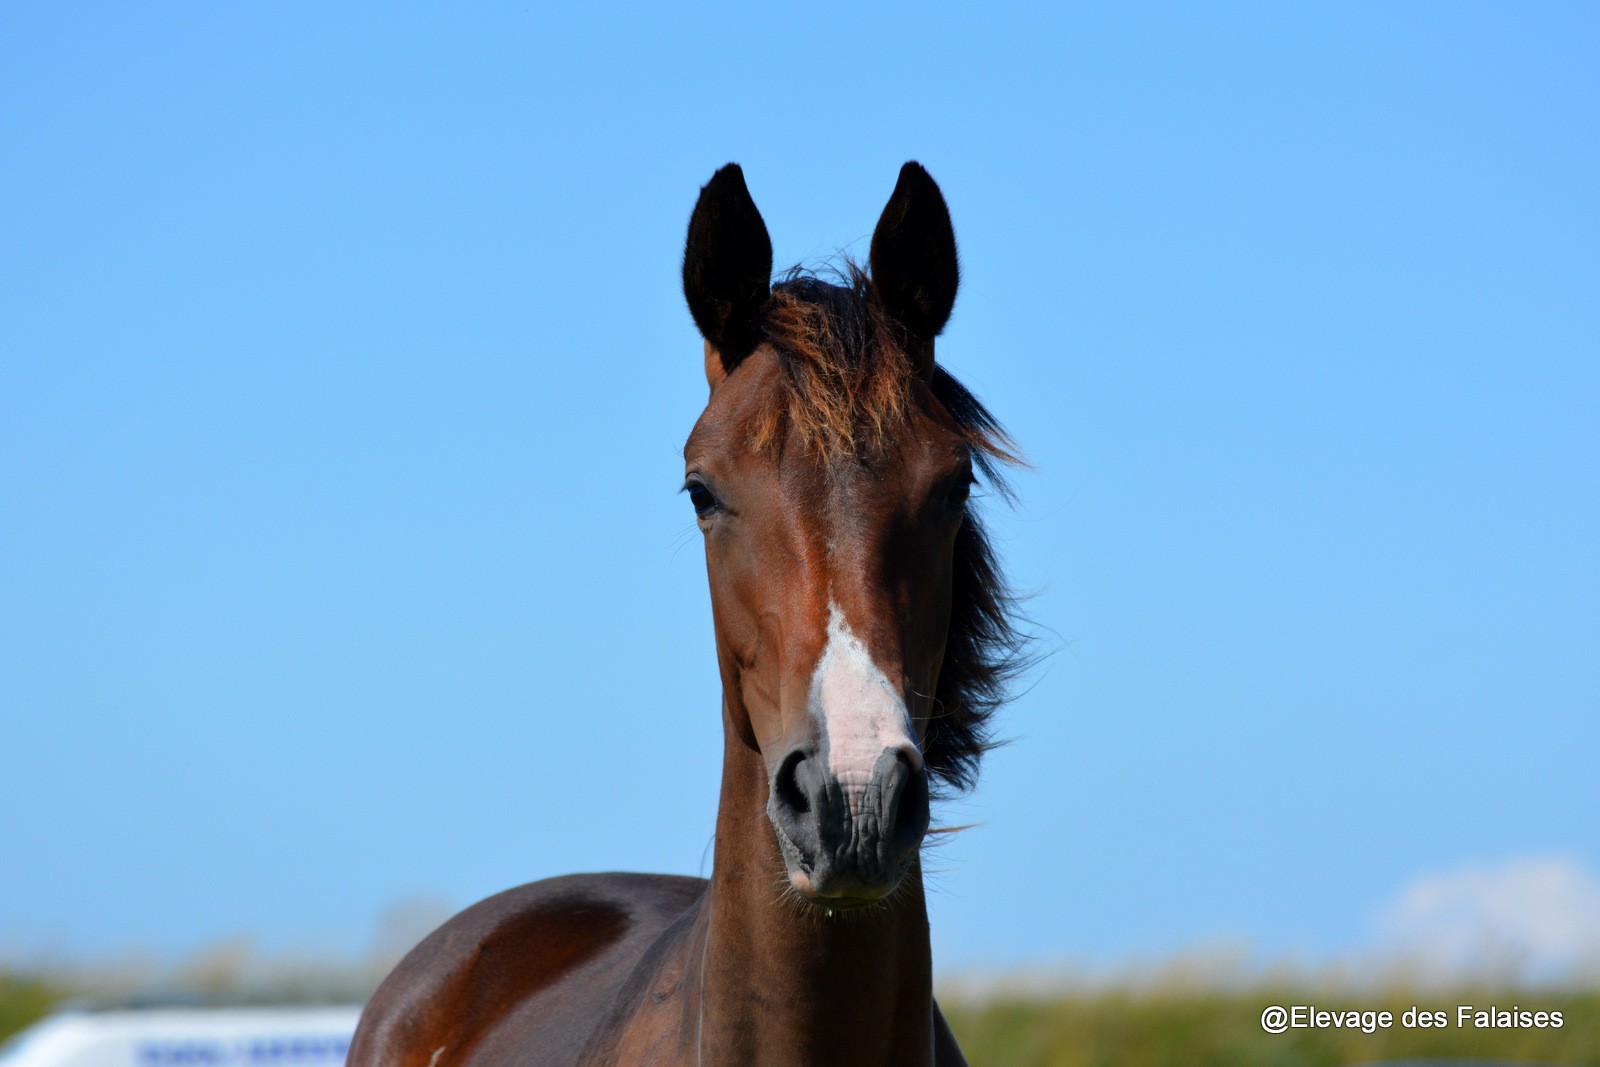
[706,162,748,192]
[882,162,950,226]
[693,164,763,227]
[896,160,939,191]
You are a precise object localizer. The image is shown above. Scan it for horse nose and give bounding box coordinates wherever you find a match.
[767,744,930,901]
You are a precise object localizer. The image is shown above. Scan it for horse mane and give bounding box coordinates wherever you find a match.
[755,262,1028,796]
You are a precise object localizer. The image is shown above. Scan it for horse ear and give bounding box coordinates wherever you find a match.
[683,163,773,383]
[870,162,959,377]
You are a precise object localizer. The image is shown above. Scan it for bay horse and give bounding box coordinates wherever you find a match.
[349,162,1023,1066]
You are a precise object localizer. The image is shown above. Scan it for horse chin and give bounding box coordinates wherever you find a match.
[776,837,910,910]
[785,871,902,912]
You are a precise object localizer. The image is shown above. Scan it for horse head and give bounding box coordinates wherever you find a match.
[681,163,1017,908]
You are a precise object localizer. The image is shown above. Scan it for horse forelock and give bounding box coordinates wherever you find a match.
[751,264,909,459]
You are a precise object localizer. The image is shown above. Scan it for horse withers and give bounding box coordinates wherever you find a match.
[349,162,1023,1066]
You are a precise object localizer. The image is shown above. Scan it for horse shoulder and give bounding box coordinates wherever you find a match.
[348,872,707,1067]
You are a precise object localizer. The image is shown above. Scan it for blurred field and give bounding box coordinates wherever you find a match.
[0,973,65,1048]
[942,984,1600,1066]
[5,966,1596,1064]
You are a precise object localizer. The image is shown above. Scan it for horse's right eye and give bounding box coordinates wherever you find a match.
[686,482,718,517]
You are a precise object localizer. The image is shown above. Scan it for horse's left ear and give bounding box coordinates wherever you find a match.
[870,161,959,378]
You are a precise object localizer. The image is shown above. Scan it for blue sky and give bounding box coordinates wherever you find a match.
[3,3,1596,978]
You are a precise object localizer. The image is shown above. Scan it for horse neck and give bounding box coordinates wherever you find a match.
[691,705,936,1065]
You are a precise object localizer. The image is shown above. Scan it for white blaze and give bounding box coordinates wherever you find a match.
[808,602,921,812]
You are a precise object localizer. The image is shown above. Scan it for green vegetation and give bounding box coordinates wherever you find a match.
[0,972,67,1048]
[943,985,1600,1066]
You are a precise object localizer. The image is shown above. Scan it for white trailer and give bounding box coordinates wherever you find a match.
[0,1006,361,1067]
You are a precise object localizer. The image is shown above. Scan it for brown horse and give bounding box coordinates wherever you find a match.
[348,162,1023,1066]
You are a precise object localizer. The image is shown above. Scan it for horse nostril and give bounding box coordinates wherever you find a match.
[891,740,924,774]
[886,753,931,852]
[772,747,811,816]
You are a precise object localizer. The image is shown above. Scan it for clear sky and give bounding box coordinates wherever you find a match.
[3,3,1597,980]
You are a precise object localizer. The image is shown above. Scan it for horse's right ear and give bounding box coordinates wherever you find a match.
[683,164,773,384]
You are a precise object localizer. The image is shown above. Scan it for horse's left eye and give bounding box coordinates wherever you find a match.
[947,477,974,511]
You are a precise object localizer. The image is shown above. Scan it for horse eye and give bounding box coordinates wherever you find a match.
[686,481,719,518]
[948,477,974,510]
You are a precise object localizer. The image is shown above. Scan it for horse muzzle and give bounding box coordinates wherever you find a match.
[766,744,930,905]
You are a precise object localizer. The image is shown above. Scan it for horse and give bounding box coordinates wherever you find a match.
[348,161,1024,1066]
